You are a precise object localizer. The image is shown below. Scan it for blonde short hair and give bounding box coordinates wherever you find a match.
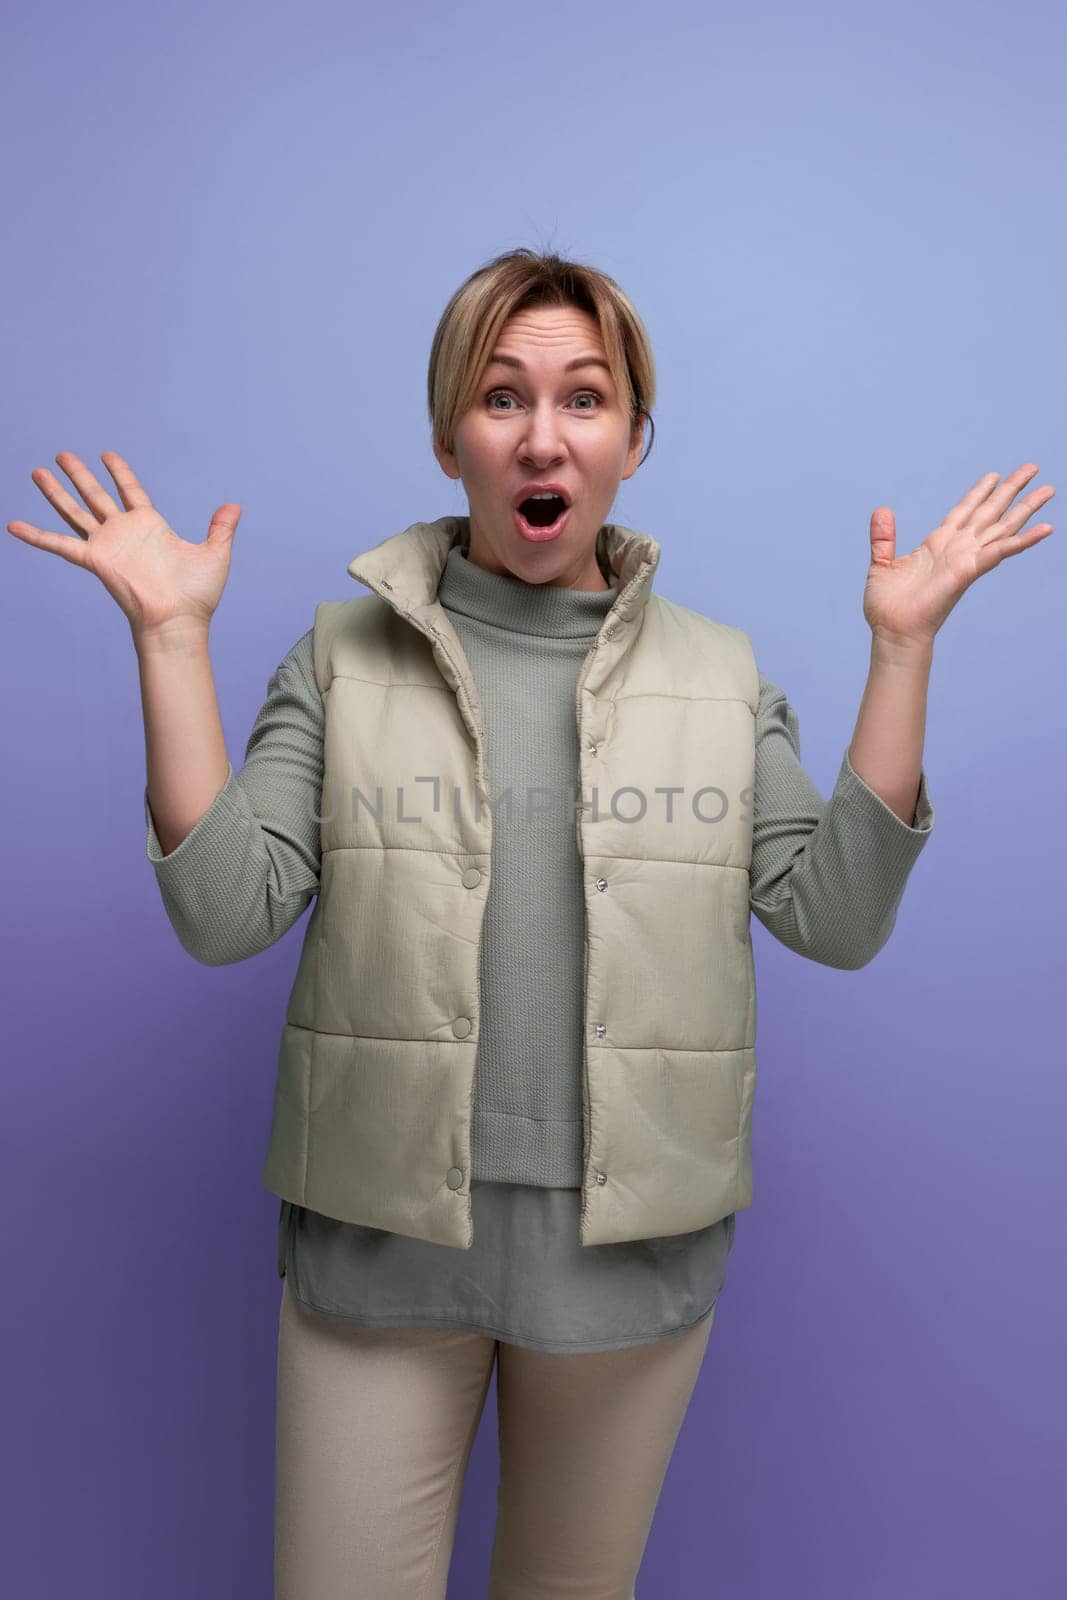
[427,247,656,468]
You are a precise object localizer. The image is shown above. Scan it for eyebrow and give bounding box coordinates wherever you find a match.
[484,353,613,375]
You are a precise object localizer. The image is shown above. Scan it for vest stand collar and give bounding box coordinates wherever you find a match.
[347,516,662,628]
[347,516,664,778]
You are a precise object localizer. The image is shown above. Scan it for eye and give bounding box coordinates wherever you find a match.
[484,388,605,413]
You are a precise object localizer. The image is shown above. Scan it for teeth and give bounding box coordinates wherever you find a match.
[529,492,558,500]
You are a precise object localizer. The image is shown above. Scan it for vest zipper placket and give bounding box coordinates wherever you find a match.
[572,558,649,1238]
[372,578,492,1242]
[574,634,597,1230]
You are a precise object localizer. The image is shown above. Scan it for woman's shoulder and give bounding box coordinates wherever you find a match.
[647,600,789,720]
[756,668,787,703]
[649,590,748,642]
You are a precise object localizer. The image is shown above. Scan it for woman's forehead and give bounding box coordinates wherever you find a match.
[497,303,604,345]
[489,308,612,376]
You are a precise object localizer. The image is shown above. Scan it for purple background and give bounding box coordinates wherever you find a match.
[3,1,1064,1595]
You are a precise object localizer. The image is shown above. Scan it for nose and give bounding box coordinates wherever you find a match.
[520,402,567,466]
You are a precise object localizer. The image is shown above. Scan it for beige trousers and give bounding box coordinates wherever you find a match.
[274,1277,715,1599]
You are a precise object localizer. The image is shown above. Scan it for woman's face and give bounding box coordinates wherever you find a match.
[434,303,646,591]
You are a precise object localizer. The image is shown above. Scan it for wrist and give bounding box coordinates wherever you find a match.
[131,615,212,656]
[869,625,936,669]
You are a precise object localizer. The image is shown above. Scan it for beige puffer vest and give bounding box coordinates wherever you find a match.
[260,516,761,1249]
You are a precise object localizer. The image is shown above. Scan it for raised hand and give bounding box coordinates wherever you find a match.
[6,451,242,638]
[861,462,1055,647]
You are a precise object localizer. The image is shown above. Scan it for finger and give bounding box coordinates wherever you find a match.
[100,451,154,512]
[979,524,1055,576]
[980,522,1054,566]
[945,469,1003,526]
[28,466,99,540]
[54,451,122,521]
[204,503,242,548]
[7,519,90,568]
[977,483,1056,545]
[972,462,1043,533]
[869,506,895,564]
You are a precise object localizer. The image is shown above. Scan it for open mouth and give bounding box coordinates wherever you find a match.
[518,493,568,527]
[514,493,570,540]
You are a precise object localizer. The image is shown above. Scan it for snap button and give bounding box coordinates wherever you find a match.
[594,1023,606,1037]
[446,1167,463,1189]
[595,1171,607,1185]
[595,877,608,892]
[461,868,482,888]
[588,742,598,756]
[452,1017,472,1038]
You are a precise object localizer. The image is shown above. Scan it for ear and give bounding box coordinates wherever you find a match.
[433,435,462,482]
[620,414,647,481]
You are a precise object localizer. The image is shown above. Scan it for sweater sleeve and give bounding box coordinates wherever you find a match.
[142,627,324,966]
[749,671,935,969]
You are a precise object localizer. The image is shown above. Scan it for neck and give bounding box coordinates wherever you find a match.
[464,529,613,592]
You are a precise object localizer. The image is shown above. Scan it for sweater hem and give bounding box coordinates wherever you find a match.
[283,1279,718,1354]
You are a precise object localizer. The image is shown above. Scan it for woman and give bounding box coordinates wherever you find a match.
[7,248,1054,1599]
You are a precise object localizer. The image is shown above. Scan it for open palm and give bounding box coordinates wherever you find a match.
[862,462,1055,646]
[7,451,242,635]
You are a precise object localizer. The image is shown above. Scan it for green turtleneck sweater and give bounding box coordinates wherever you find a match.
[143,534,935,1351]
[440,542,624,1184]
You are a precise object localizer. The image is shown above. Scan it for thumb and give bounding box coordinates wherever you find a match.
[869,505,895,567]
[205,503,242,549]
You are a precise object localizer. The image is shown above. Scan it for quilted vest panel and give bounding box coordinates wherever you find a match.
[259,518,761,1248]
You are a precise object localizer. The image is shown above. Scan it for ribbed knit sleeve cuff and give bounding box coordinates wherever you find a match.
[143,763,243,877]
[143,764,293,964]
[833,749,936,843]
[751,749,938,968]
